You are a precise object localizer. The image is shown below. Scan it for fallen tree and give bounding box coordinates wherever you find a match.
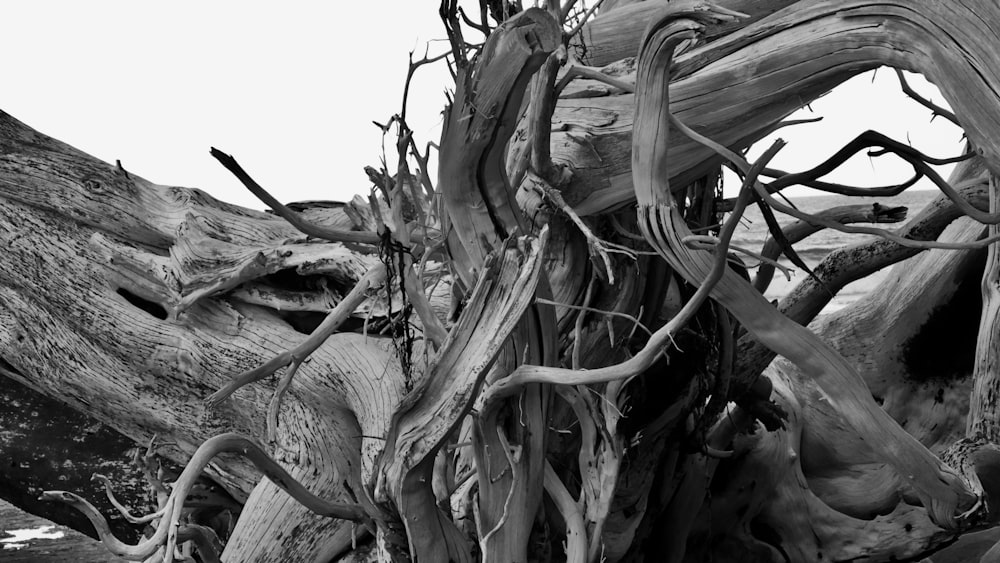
[4,0,1000,561]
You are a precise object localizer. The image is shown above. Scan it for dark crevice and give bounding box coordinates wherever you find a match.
[250,270,371,334]
[275,310,369,335]
[749,517,792,563]
[0,358,24,377]
[901,249,986,382]
[262,269,341,293]
[116,288,168,320]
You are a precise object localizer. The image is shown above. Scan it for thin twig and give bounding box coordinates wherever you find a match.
[560,0,580,23]
[403,49,452,124]
[608,213,646,241]
[895,69,960,126]
[529,172,636,282]
[535,298,653,336]
[752,203,907,293]
[572,274,597,370]
[479,427,521,550]
[566,0,605,39]
[762,130,973,198]
[682,236,794,282]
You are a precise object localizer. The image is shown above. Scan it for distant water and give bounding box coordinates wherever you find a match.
[728,189,940,312]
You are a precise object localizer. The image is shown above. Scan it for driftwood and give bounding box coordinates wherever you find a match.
[4,1,1000,562]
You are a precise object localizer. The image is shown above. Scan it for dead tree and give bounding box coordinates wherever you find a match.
[4,1,1000,561]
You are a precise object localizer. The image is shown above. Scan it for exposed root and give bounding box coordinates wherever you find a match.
[93,473,165,525]
[41,433,368,562]
[543,460,587,563]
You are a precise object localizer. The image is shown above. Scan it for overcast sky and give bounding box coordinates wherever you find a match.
[2,2,964,209]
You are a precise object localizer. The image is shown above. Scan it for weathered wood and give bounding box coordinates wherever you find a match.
[700,217,989,560]
[6,0,1000,560]
[0,109,409,561]
[734,160,990,394]
[631,1,979,531]
[968,174,1000,441]
[520,0,1000,218]
[752,202,908,293]
[439,8,560,283]
[571,0,798,67]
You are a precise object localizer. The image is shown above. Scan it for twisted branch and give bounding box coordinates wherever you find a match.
[43,434,367,562]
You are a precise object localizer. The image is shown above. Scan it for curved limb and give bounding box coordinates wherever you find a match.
[762,130,971,196]
[672,115,1000,249]
[43,433,368,562]
[631,5,975,529]
[37,491,220,562]
[731,172,990,401]
[93,473,166,525]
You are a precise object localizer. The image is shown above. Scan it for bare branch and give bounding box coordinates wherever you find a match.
[753,203,908,293]
[670,117,1000,249]
[210,148,381,245]
[895,68,960,126]
[565,0,605,39]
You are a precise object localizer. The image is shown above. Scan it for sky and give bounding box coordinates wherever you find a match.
[1,2,965,210]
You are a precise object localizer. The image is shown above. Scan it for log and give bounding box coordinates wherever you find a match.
[0,108,393,561]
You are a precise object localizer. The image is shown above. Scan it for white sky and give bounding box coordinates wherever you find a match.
[2,2,964,209]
